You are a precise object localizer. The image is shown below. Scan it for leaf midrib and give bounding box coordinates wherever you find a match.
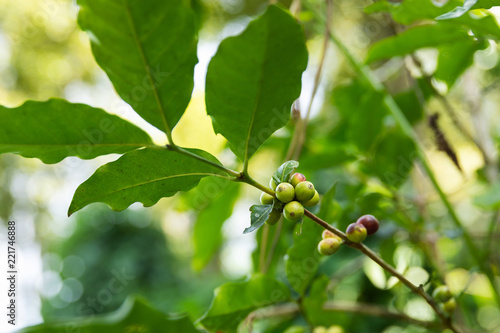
[243,20,272,164]
[87,172,221,199]
[122,0,171,135]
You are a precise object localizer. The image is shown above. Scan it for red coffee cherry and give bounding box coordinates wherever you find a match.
[290,172,306,187]
[356,214,379,236]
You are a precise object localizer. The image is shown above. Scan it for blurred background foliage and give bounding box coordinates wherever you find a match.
[0,0,500,332]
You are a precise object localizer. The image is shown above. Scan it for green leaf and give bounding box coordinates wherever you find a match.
[436,0,478,20]
[393,90,424,125]
[332,81,387,151]
[366,24,470,63]
[317,183,338,222]
[367,129,417,188]
[77,0,198,134]
[286,215,323,296]
[206,5,308,162]
[200,274,290,333]
[68,147,226,215]
[272,160,300,185]
[192,181,240,270]
[365,0,500,40]
[244,204,273,234]
[435,38,488,89]
[0,99,152,164]
[302,275,331,326]
[21,297,198,333]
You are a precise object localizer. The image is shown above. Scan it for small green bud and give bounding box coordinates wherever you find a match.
[346,223,367,243]
[290,172,306,187]
[276,182,295,203]
[260,192,274,205]
[433,285,452,303]
[283,201,304,221]
[295,181,315,202]
[303,190,319,207]
[443,298,456,314]
[356,214,379,236]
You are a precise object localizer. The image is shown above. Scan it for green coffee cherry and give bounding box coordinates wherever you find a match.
[265,208,282,226]
[317,237,341,256]
[290,172,306,187]
[433,285,452,303]
[303,190,319,207]
[313,327,328,333]
[346,223,367,243]
[283,201,304,221]
[276,183,295,203]
[269,178,277,190]
[295,181,315,202]
[443,298,456,314]
[356,214,379,236]
[260,192,274,205]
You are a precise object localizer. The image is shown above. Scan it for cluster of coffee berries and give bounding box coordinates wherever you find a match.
[433,285,456,315]
[346,214,379,243]
[318,215,380,255]
[261,172,320,225]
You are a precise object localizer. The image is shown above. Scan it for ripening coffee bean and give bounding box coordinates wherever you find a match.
[346,223,367,243]
[443,298,456,314]
[290,172,306,187]
[276,183,295,203]
[317,237,341,256]
[303,190,319,207]
[266,208,282,226]
[260,192,274,205]
[433,285,452,303]
[283,201,304,221]
[356,214,379,236]
[322,229,336,239]
[269,178,277,190]
[295,181,315,202]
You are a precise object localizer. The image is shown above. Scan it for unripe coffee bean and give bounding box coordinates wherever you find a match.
[317,237,341,256]
[283,201,304,221]
[265,208,282,226]
[346,223,367,243]
[356,214,379,235]
[290,172,306,187]
[443,298,456,314]
[303,190,319,207]
[295,181,315,202]
[276,183,295,203]
[260,192,274,205]
[269,178,277,190]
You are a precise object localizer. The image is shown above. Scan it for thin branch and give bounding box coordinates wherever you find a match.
[303,209,461,333]
[244,301,444,331]
[323,301,442,330]
[259,224,270,273]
